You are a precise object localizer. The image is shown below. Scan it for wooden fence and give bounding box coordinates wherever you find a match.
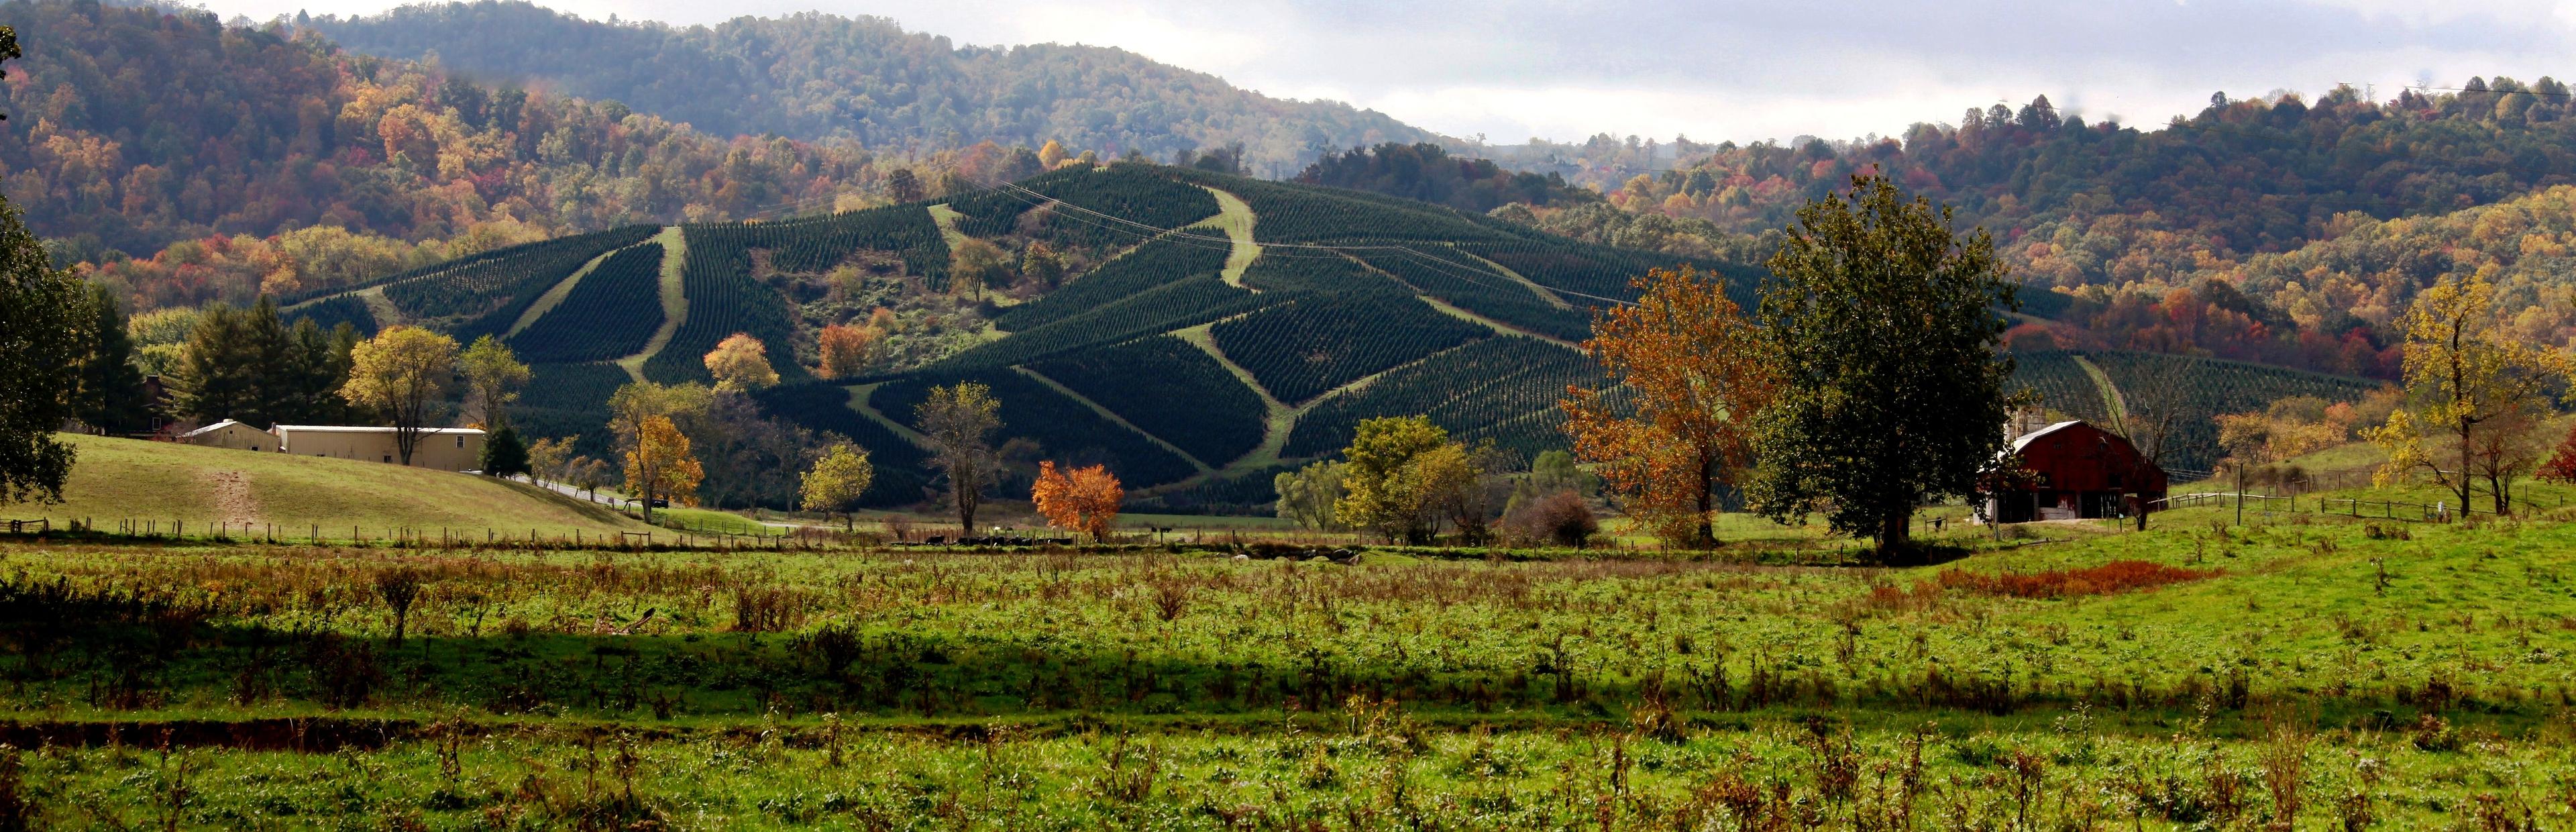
[0,515,857,553]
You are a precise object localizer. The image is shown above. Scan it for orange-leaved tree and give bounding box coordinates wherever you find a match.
[1561,266,1776,548]
[1032,460,1122,541]
[816,323,878,380]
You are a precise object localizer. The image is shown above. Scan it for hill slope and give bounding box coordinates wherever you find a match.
[326,162,2385,512]
[301,0,1433,174]
[21,434,657,537]
[303,162,1737,507]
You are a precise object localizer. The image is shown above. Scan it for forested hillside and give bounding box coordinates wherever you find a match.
[0,0,936,309]
[1517,85,2576,378]
[301,0,1432,175]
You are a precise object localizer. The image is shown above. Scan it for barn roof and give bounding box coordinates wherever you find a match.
[178,419,264,438]
[2009,420,2087,454]
[272,425,486,435]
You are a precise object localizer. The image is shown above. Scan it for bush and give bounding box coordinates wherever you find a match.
[1503,490,1596,548]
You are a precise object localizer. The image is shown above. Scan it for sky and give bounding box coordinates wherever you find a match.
[193,0,2576,146]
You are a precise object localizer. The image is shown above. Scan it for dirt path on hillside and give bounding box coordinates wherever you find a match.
[202,469,258,527]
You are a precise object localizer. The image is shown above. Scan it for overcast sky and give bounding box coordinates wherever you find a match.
[195,0,2576,146]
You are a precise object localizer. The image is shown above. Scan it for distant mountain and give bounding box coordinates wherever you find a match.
[301,1,1436,175]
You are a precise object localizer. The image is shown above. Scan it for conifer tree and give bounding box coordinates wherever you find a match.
[74,284,144,432]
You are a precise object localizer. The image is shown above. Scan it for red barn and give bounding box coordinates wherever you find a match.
[1989,420,2167,523]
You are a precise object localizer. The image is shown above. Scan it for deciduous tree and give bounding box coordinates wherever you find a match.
[703,333,780,391]
[885,168,924,203]
[458,335,530,431]
[0,193,91,505]
[951,239,1012,300]
[1748,174,2021,560]
[340,325,458,466]
[1562,266,1774,548]
[1335,415,1456,543]
[1032,460,1122,541]
[915,382,1001,533]
[2368,270,2569,514]
[816,323,877,380]
[623,415,702,519]
[606,380,711,520]
[1273,460,1347,531]
[799,442,875,531]
[526,435,574,483]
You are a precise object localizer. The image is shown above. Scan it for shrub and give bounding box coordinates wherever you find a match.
[1504,490,1597,548]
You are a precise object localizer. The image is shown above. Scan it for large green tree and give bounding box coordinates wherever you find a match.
[1748,174,2021,558]
[0,193,91,505]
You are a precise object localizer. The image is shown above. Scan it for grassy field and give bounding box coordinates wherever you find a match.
[14,434,659,539]
[3,488,2576,827]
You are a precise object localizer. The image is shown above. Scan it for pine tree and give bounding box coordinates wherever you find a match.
[74,284,144,432]
[172,303,256,425]
[481,425,529,477]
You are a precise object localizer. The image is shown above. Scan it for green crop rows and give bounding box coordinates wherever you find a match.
[1236,252,1402,295]
[1285,335,1598,460]
[1026,335,1268,467]
[282,295,378,337]
[928,274,1273,374]
[1167,168,1523,244]
[1352,248,1594,340]
[1210,291,1489,403]
[946,164,1219,246]
[992,237,1230,331]
[741,205,950,277]
[643,225,814,385]
[751,382,930,506]
[513,362,636,458]
[873,369,1199,488]
[2008,350,2114,425]
[382,225,658,331]
[510,243,665,363]
[2084,349,2381,474]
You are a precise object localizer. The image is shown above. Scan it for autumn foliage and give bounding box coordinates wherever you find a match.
[702,333,780,391]
[1561,266,1775,547]
[816,323,879,380]
[1032,461,1122,541]
[623,415,704,513]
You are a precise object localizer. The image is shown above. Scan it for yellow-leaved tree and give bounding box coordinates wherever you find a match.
[341,325,459,465]
[607,380,711,521]
[624,415,703,519]
[798,443,875,531]
[1032,460,1123,541]
[703,332,780,391]
[2368,268,2570,514]
[1561,266,1776,548]
[1334,415,1481,544]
